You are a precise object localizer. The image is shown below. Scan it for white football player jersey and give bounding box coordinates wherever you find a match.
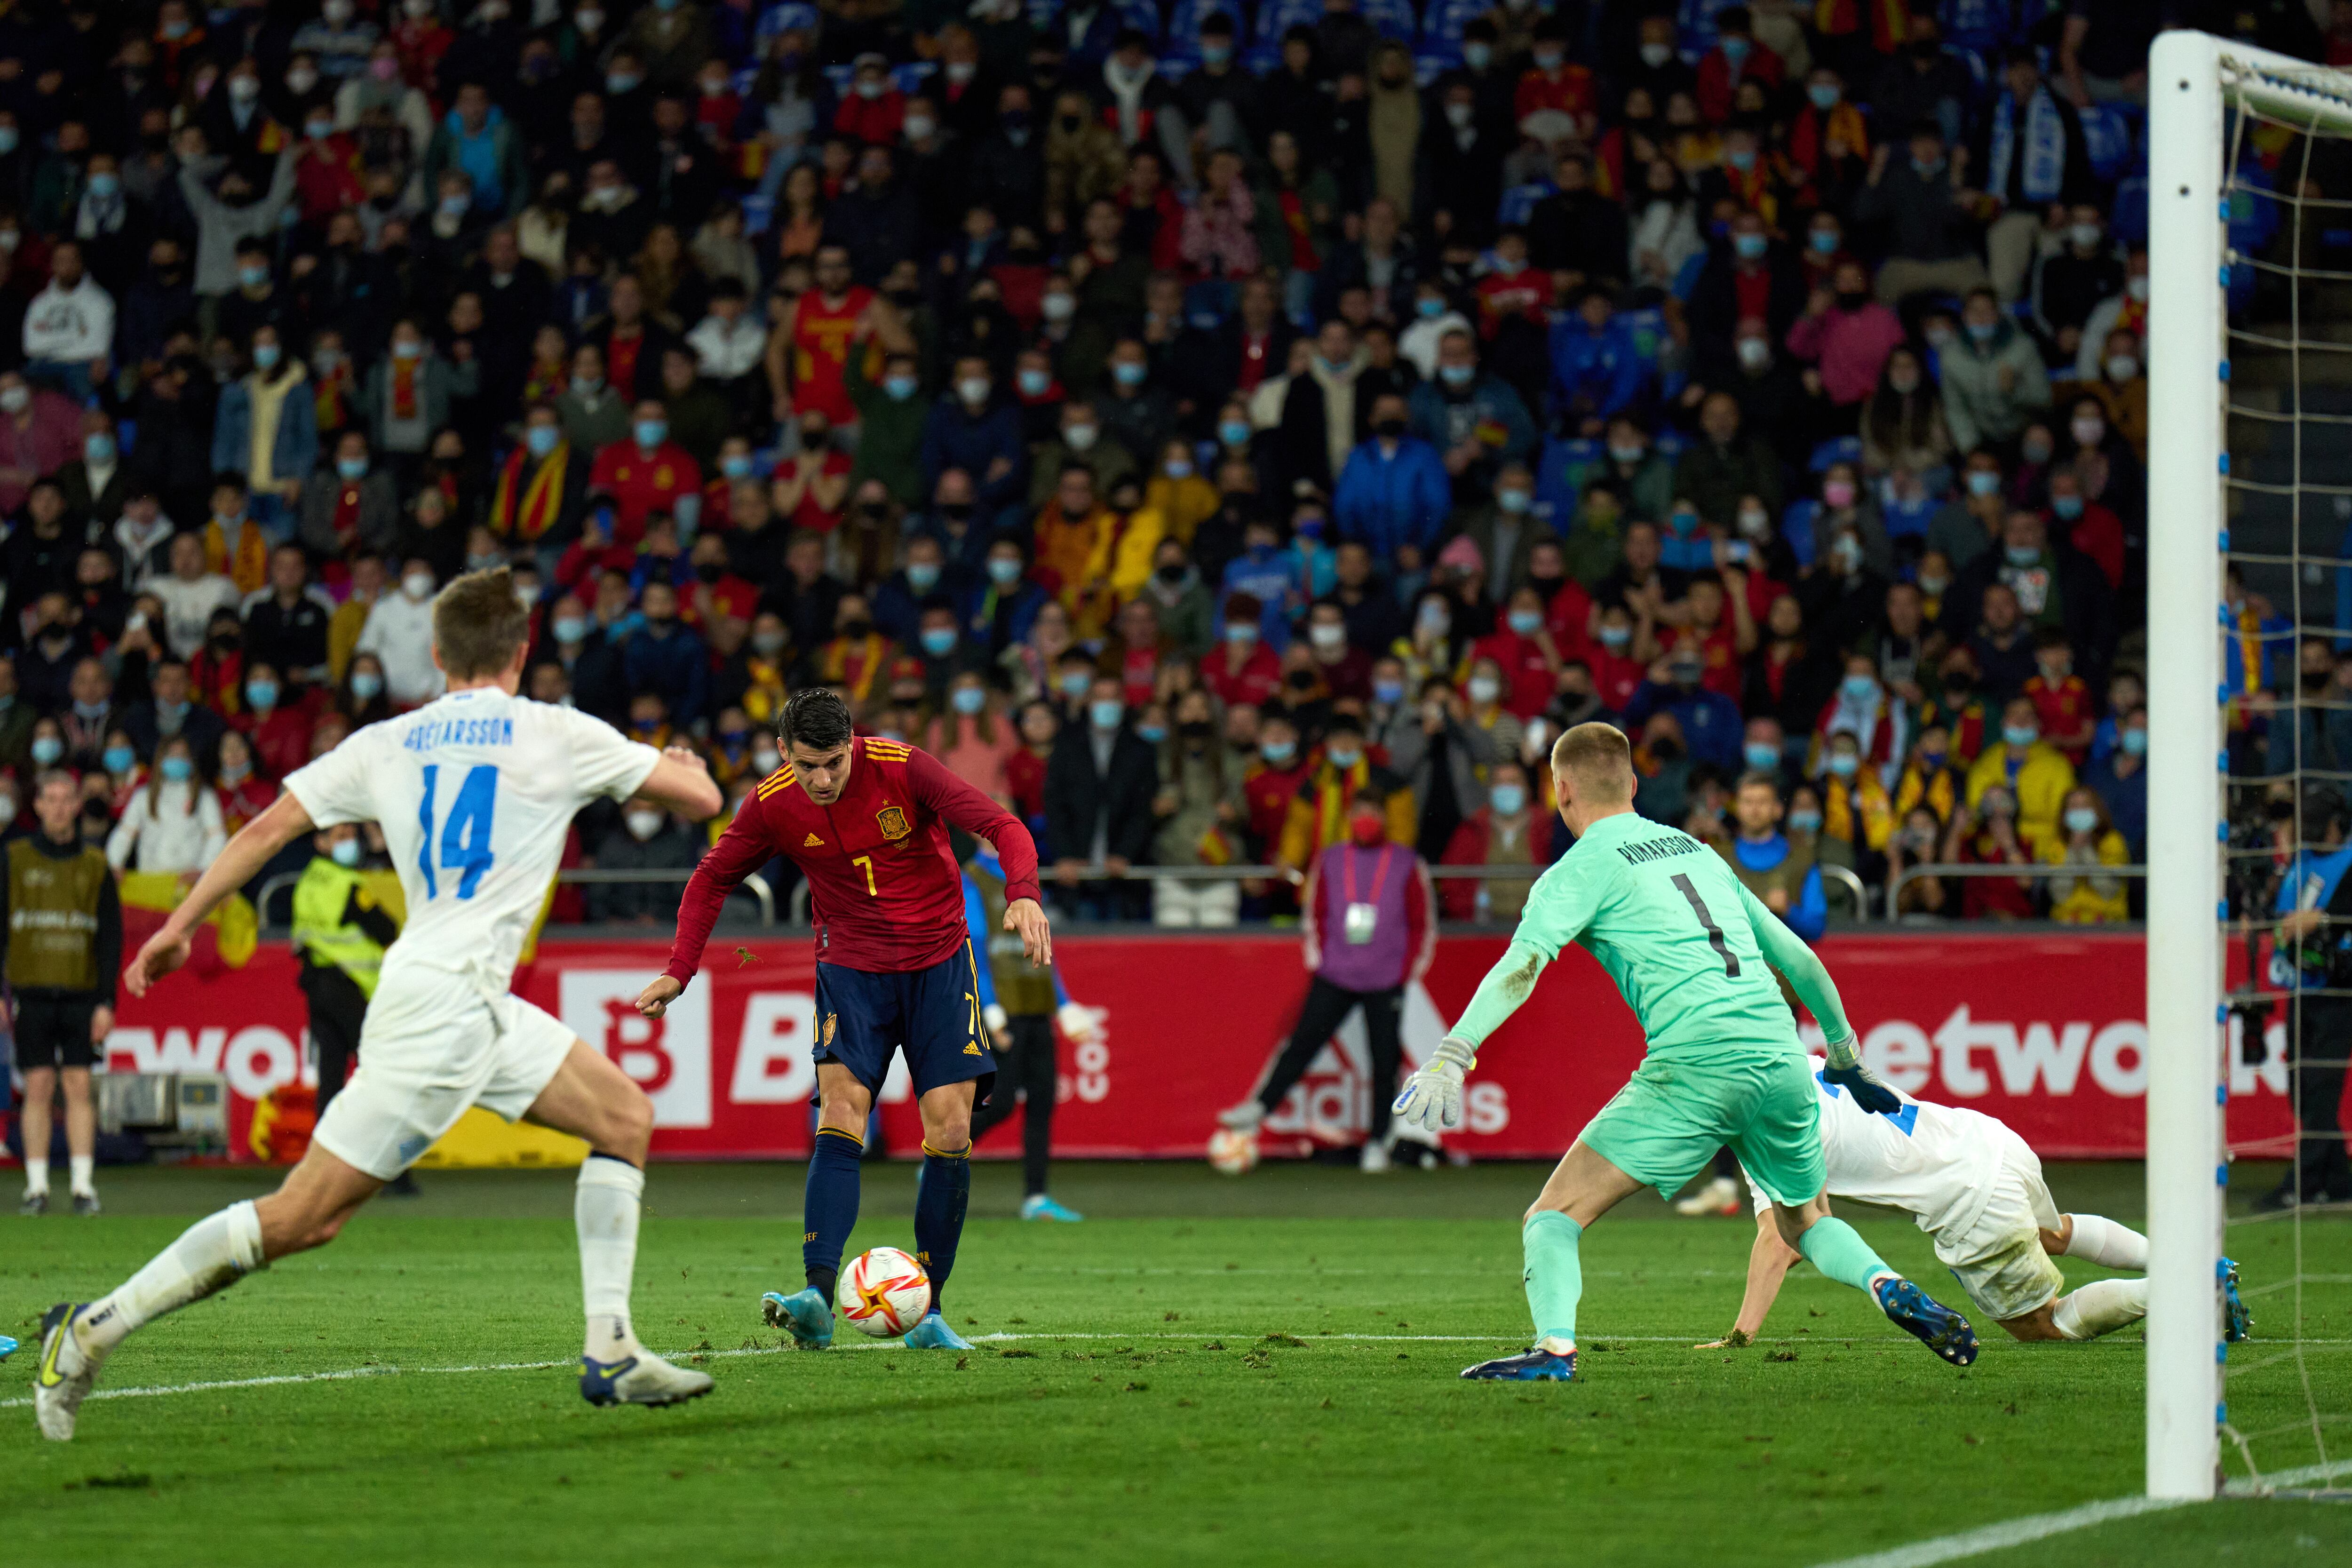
[284,688,659,997]
[1749,1069,2010,1245]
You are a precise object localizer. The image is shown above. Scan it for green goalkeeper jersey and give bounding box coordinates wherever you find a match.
[1461,810,1849,1062]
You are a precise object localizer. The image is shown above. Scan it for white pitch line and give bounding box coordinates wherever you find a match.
[10,1330,2351,1414]
[1811,1460,2352,1568]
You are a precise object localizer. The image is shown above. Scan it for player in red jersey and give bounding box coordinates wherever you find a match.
[636,689,1049,1352]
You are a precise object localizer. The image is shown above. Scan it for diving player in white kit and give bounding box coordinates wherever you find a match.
[1701,1069,2252,1347]
[32,567,725,1441]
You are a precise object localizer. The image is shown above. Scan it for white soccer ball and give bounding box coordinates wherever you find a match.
[835,1246,931,1337]
[1207,1127,1259,1176]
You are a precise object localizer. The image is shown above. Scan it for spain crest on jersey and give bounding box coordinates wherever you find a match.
[875,805,910,841]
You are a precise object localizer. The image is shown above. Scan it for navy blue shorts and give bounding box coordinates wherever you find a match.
[812,943,997,1106]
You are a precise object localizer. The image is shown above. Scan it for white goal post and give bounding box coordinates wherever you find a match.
[2146,30,2352,1502]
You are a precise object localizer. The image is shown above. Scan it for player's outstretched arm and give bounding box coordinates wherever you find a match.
[640,792,778,1018]
[906,744,1050,964]
[1731,881,1900,1113]
[124,790,316,997]
[1392,939,1549,1134]
[638,745,723,820]
[1698,1210,1804,1350]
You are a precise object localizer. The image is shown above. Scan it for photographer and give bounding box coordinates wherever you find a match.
[2261,784,2352,1209]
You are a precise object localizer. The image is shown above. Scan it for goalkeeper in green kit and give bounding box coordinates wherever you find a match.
[1392,724,1978,1381]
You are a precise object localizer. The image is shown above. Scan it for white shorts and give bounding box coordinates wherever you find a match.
[1934,1128,2066,1321]
[312,981,577,1180]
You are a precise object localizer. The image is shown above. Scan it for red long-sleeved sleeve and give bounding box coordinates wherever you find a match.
[905,745,1042,905]
[663,792,781,989]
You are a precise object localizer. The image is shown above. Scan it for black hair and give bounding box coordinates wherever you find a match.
[779,687,854,751]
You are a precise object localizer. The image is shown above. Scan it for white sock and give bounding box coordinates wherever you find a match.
[2061,1213,2149,1272]
[577,1155,645,1361]
[2051,1277,2150,1341]
[79,1201,266,1355]
[69,1155,95,1196]
[24,1159,50,1196]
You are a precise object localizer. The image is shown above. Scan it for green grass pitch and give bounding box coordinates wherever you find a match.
[4,1159,2346,1567]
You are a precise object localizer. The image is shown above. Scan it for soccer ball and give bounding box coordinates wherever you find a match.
[1207,1127,1259,1176]
[835,1246,931,1337]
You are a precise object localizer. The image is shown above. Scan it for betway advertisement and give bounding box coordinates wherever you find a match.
[97,932,2303,1162]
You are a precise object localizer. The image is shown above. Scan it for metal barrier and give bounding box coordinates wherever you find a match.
[253,868,775,930]
[1884,861,2147,919]
[1818,863,1870,922]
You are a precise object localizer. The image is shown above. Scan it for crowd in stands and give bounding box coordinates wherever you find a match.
[5,0,2319,930]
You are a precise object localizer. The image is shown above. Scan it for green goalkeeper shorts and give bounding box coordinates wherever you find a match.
[1577,1051,1825,1207]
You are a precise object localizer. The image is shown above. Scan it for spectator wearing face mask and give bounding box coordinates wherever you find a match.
[2085,704,2148,860]
[1334,391,1449,567]
[1939,287,2053,456]
[175,140,299,301]
[1624,644,1743,775]
[2040,787,2130,924]
[1439,757,1553,924]
[1947,783,2036,920]
[1786,260,1905,426]
[105,733,226,876]
[589,801,703,923]
[1966,696,2076,853]
[354,557,446,707]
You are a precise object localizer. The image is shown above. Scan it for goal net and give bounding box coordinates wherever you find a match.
[2149,29,2352,1503]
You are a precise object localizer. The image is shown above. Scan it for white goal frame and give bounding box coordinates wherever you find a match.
[2146,30,2352,1501]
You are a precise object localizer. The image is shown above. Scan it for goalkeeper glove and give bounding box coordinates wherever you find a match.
[1391,1035,1477,1135]
[1819,1033,1902,1115]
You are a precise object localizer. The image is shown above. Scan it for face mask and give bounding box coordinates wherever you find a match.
[1961,469,2001,499]
[1734,507,1768,538]
[571,374,603,397]
[252,341,286,372]
[392,339,421,359]
[1486,782,1530,818]
[1788,808,1823,833]
[1918,574,1949,597]
[350,671,384,701]
[2072,417,2106,447]
[744,627,787,659]
[883,373,920,401]
[2105,355,2139,383]
[1912,156,1945,178]
[1223,621,1259,647]
[1743,741,1780,772]
[2003,543,2042,567]
[240,679,280,714]
[1827,753,1859,779]
[160,755,195,783]
[1040,291,1076,323]
[607,72,640,95]
[625,809,665,842]
[1640,42,1673,67]
[919,627,958,658]
[328,837,364,868]
[628,418,671,452]
[229,74,261,104]
[942,685,985,717]
[1460,41,1492,70]
[1727,147,1756,172]
[0,129,18,156]
[438,193,471,219]
[31,735,63,765]
[1327,747,1362,771]
[958,377,990,406]
[2020,437,2053,465]
[0,385,26,413]
[1063,423,1097,452]
[1505,609,1544,637]
[1259,739,1296,766]
[240,264,271,290]
[103,743,135,773]
[1889,372,1919,395]
[2127,275,2150,302]
[1823,479,1857,509]
[2120,727,2150,758]
[2003,724,2038,749]
[1667,509,1698,535]
[1444,101,1474,129]
[2063,806,2100,836]
[1842,674,1878,702]
[984,556,1025,589]
[2066,221,2105,250]
[1830,536,1863,573]
[322,452,367,482]
[404,571,435,600]
[1733,232,1767,261]
[521,423,562,460]
[2051,494,2085,521]
[1415,296,1446,322]
[1808,84,1840,111]
[1802,226,1841,256]
[85,169,123,200]
[1467,675,1501,705]
[553,614,588,643]
[1598,624,1631,650]
[370,56,399,80]
[1089,699,1124,730]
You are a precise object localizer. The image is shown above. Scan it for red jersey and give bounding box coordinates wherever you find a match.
[1468,629,1556,719]
[790,286,878,425]
[1200,642,1281,709]
[588,438,703,541]
[1474,270,1549,338]
[667,735,1041,979]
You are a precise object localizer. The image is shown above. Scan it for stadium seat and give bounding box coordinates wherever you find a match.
[2079,103,2143,184]
[1808,436,1862,473]
[1361,0,1415,44]
[1255,0,1322,47]
[1162,0,1243,64]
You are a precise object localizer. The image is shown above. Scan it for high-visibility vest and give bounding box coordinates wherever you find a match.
[290,859,389,999]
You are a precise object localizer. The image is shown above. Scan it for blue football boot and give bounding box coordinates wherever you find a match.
[579,1351,714,1407]
[2221,1258,2252,1344]
[902,1311,972,1350]
[1873,1276,1978,1366]
[1459,1345,1577,1381]
[762,1287,834,1350]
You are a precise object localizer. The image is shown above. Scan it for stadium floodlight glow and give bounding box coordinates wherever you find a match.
[2148,29,2352,1504]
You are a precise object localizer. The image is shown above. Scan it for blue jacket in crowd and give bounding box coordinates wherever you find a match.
[1334,434,1450,562]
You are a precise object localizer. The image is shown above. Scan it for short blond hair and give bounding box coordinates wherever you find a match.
[1550,721,1635,803]
[432,566,532,681]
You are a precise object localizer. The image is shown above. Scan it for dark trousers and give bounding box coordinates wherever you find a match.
[2287,994,2352,1201]
[304,966,369,1115]
[970,1012,1057,1196]
[1256,977,1404,1144]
